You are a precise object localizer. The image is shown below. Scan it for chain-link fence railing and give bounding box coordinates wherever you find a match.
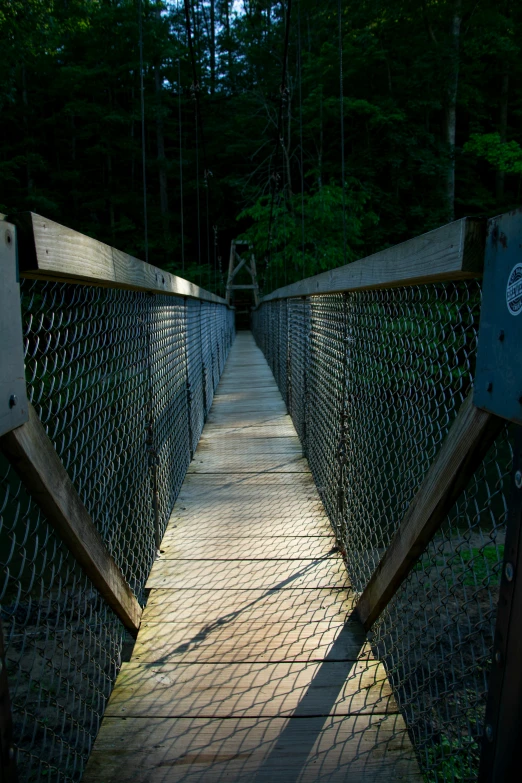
[1,279,234,782]
[252,278,513,782]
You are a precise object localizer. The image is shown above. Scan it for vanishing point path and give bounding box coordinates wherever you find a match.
[83,331,421,782]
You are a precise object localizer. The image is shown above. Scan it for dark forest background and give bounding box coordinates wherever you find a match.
[1,0,521,295]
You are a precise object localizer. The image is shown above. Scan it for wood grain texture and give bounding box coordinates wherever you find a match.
[158,535,336,559]
[82,715,421,782]
[105,660,393,717]
[130,619,371,663]
[356,393,504,630]
[141,588,354,624]
[0,404,141,634]
[11,212,227,304]
[260,217,484,302]
[146,557,350,590]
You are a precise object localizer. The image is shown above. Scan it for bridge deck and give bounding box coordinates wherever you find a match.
[83,331,421,782]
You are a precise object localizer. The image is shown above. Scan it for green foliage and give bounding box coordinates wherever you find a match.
[1,0,522,296]
[237,180,377,284]
[424,735,480,782]
[464,133,522,174]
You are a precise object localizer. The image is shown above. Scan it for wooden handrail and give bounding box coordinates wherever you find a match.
[0,404,142,635]
[9,212,228,305]
[260,217,485,302]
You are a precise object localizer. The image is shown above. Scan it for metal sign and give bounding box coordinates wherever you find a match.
[0,222,28,437]
[474,208,522,424]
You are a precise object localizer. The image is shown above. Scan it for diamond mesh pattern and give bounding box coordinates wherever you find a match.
[252,279,510,781]
[372,425,513,781]
[288,298,310,447]
[1,279,234,782]
[307,295,346,529]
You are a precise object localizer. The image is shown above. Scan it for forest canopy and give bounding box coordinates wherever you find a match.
[1,0,521,295]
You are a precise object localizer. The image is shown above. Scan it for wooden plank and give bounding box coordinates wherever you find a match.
[0,404,142,634]
[11,212,227,304]
[205,412,293,426]
[260,217,484,301]
[196,437,302,453]
[187,453,310,473]
[356,394,504,630]
[147,557,349,590]
[130,618,371,663]
[105,660,395,717]
[201,426,297,438]
[82,714,422,783]
[141,588,354,624]
[163,516,332,539]
[158,535,336,560]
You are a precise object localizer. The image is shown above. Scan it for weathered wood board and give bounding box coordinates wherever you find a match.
[158,535,337,559]
[146,557,350,590]
[141,587,354,624]
[105,660,393,717]
[83,715,421,783]
[130,619,372,663]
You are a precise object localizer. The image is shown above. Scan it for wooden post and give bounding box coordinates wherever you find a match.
[0,405,142,635]
[356,394,504,630]
[478,427,522,781]
[250,250,260,307]
[225,240,235,304]
[0,619,18,783]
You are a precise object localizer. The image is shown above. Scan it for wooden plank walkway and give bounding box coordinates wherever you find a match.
[83,331,421,782]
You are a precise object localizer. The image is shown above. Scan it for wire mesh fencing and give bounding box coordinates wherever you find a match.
[252,281,512,782]
[1,279,234,782]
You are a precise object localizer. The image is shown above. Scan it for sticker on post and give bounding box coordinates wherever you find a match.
[506,263,522,316]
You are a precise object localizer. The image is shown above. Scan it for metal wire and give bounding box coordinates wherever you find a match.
[372,425,512,782]
[252,279,511,781]
[1,279,234,781]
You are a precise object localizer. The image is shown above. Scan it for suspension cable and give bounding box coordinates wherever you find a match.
[262,0,293,290]
[177,58,185,272]
[138,0,149,262]
[183,0,212,279]
[298,0,305,278]
[338,0,347,265]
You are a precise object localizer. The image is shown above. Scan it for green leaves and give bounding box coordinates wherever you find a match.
[464,133,522,175]
[238,179,377,287]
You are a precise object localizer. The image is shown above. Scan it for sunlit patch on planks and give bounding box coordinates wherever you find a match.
[83,331,421,782]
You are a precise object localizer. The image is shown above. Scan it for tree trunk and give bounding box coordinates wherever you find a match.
[445,0,462,220]
[496,70,509,203]
[283,83,294,212]
[210,0,216,94]
[155,66,169,241]
[107,153,115,241]
[155,8,169,246]
[21,65,33,196]
[223,0,232,88]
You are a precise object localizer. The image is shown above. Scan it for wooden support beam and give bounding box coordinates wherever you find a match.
[9,212,227,305]
[356,394,504,630]
[230,254,247,279]
[0,404,142,635]
[260,217,485,301]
